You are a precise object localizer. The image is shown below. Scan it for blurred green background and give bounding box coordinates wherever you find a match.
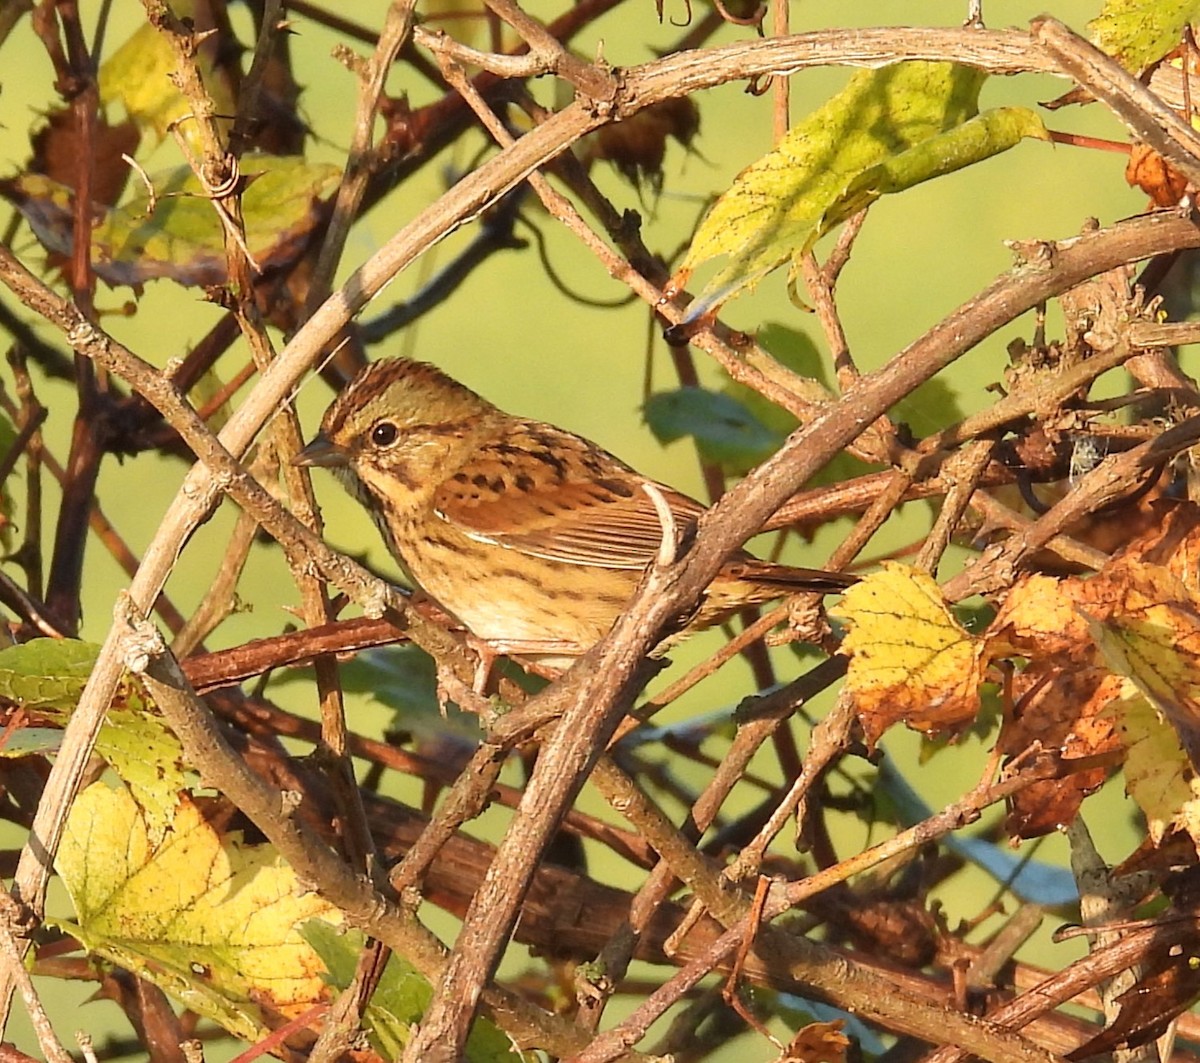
[0,0,1166,1058]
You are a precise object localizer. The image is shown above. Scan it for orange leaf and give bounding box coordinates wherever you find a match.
[784,1019,851,1063]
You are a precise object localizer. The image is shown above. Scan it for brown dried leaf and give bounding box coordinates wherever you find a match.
[1112,500,1200,583]
[583,96,700,191]
[1126,142,1190,207]
[29,109,140,209]
[987,572,1093,660]
[3,158,339,289]
[1068,930,1200,1059]
[1000,665,1123,837]
[986,574,1130,836]
[783,1019,850,1063]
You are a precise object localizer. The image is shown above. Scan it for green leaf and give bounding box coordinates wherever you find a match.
[830,107,1050,231]
[675,62,1048,320]
[336,645,441,719]
[895,376,968,437]
[755,323,829,387]
[0,728,64,758]
[0,639,187,839]
[303,922,430,1057]
[3,157,341,289]
[0,407,17,464]
[1091,0,1200,72]
[720,326,880,484]
[191,366,233,433]
[334,645,482,742]
[304,923,519,1062]
[644,387,778,471]
[102,692,190,844]
[732,325,827,439]
[0,638,98,710]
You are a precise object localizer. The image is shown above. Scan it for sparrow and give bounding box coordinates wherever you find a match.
[295,357,851,668]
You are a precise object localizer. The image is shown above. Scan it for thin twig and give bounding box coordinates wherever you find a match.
[719,694,856,883]
[584,661,844,1030]
[306,0,418,314]
[1034,17,1200,188]
[170,506,259,658]
[0,896,72,1063]
[915,436,998,574]
[944,412,1200,598]
[572,757,1064,1063]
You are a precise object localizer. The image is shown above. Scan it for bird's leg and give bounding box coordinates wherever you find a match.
[433,659,478,715]
[407,592,504,696]
[467,636,582,691]
[463,634,503,696]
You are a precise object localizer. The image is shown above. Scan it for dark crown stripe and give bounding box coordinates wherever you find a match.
[325,357,489,434]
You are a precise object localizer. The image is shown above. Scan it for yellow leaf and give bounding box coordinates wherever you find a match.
[832,562,985,746]
[99,19,237,149]
[54,784,340,1043]
[1084,562,1200,773]
[1110,694,1200,846]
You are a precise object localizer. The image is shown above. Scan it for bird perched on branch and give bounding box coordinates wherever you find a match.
[296,357,851,672]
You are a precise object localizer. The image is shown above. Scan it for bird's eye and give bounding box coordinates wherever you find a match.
[370,421,399,447]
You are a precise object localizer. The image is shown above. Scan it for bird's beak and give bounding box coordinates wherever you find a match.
[293,433,350,468]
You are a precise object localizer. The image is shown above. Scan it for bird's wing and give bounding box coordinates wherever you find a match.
[431,422,706,569]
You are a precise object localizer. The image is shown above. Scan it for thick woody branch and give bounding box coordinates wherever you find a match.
[3,12,1196,1054]
[116,602,645,1061]
[407,211,1200,1058]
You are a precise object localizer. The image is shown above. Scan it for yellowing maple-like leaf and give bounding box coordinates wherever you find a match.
[53,783,340,1043]
[670,61,1047,321]
[1109,693,1200,846]
[1083,561,1200,773]
[1105,502,1200,591]
[983,511,1200,840]
[987,573,1093,659]
[99,19,236,148]
[832,562,985,746]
